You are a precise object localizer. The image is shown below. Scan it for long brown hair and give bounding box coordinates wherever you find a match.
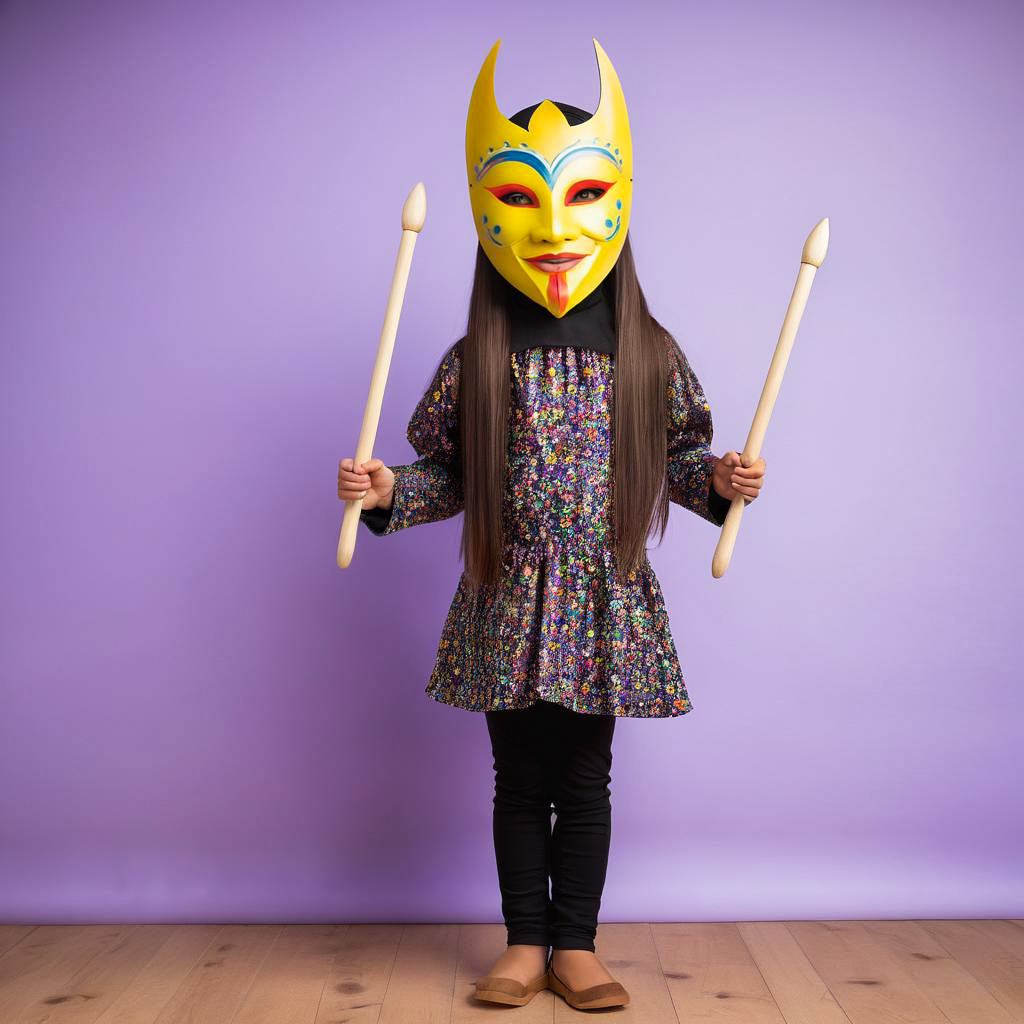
[453,231,674,590]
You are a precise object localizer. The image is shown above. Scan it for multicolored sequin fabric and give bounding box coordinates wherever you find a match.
[362,335,728,718]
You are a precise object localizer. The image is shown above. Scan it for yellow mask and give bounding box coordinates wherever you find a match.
[465,38,633,317]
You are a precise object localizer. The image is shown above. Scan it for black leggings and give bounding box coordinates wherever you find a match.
[485,699,616,952]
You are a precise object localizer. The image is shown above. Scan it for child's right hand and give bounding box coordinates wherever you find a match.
[338,457,394,511]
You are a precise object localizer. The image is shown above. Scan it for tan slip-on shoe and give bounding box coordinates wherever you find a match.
[547,961,630,1010]
[473,966,550,1006]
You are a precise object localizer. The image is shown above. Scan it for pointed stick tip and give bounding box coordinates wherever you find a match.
[801,217,829,267]
[402,182,427,232]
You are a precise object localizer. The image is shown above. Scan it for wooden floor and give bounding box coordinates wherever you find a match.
[0,920,1021,1022]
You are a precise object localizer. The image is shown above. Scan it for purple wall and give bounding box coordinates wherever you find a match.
[1,0,1020,923]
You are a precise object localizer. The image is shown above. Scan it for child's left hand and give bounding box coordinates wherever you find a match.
[712,451,766,503]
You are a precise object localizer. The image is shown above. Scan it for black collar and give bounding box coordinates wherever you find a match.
[503,274,617,356]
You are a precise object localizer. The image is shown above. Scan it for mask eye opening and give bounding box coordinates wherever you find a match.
[484,183,540,207]
[566,179,615,205]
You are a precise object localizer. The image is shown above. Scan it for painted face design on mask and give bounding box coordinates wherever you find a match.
[465,38,633,317]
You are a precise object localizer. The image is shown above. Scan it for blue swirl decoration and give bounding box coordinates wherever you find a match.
[474,139,624,186]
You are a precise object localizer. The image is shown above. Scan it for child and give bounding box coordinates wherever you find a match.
[338,40,765,1011]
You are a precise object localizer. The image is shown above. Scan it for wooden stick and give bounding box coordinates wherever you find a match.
[337,182,427,569]
[711,217,829,579]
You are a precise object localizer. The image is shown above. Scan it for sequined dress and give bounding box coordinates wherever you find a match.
[360,332,730,718]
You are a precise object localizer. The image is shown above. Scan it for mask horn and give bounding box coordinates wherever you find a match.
[591,37,630,133]
[466,39,519,142]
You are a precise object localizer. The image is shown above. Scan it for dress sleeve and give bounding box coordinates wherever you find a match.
[665,335,731,527]
[359,339,464,536]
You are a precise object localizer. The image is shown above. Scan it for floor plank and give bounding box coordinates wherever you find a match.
[862,920,1014,1024]
[968,919,1024,959]
[377,925,459,1024]
[738,921,851,1024]
[17,925,174,1024]
[233,924,344,1024]
[312,923,401,1024]
[920,919,1024,1020]
[0,927,37,960]
[652,921,787,1022]
[150,924,281,1024]
[93,925,222,1024]
[788,920,951,1024]
[0,926,136,1023]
